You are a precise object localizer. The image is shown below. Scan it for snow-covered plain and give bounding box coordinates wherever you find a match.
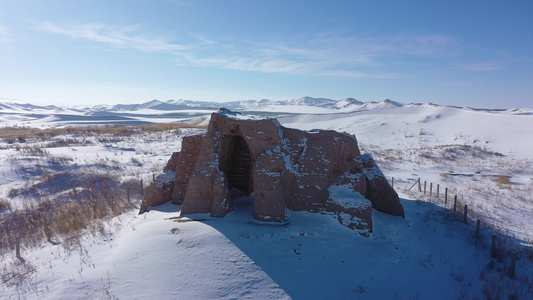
[1,98,532,299]
[280,104,533,242]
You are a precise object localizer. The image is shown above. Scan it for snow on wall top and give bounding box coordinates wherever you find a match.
[328,185,371,210]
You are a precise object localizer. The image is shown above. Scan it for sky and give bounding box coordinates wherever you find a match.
[0,0,532,109]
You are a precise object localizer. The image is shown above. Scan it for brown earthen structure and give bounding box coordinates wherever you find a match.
[141,109,404,234]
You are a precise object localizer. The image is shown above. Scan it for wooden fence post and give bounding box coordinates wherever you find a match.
[430,182,433,197]
[418,179,421,192]
[510,252,517,279]
[424,181,427,194]
[445,188,448,205]
[15,236,21,258]
[436,184,440,198]
[152,174,155,181]
[491,235,497,258]
[476,219,481,239]
[453,195,457,212]
[409,179,419,191]
[391,177,394,189]
[44,222,52,243]
[463,205,468,224]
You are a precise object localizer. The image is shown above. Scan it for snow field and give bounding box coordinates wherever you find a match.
[281,105,533,242]
[1,102,532,299]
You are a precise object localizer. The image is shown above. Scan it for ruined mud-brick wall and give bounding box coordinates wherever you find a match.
[140,110,404,234]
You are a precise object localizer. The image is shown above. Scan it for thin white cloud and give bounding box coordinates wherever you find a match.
[439,82,469,87]
[195,35,216,45]
[173,33,456,77]
[38,22,462,78]
[40,22,191,52]
[388,34,460,57]
[317,70,401,79]
[195,33,459,76]
[175,53,318,75]
[310,33,460,60]
[163,0,194,6]
[456,62,505,72]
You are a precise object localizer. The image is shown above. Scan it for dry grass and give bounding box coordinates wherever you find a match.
[0,176,142,257]
[0,119,198,289]
[0,198,11,211]
[0,122,205,142]
[1,257,37,287]
[492,175,512,188]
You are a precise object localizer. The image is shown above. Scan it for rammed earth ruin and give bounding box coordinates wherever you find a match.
[141,109,404,234]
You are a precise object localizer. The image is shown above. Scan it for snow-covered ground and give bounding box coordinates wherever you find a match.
[280,104,533,242]
[1,100,532,299]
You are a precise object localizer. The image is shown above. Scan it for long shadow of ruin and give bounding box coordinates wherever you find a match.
[184,197,532,299]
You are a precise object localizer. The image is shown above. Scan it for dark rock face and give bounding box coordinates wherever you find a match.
[362,154,405,217]
[140,110,404,234]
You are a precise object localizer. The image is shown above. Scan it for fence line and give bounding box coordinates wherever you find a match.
[391,176,526,279]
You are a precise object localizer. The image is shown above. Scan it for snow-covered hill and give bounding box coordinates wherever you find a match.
[2,96,532,128]
[1,98,532,299]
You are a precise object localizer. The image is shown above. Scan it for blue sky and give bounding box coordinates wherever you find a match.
[0,0,532,108]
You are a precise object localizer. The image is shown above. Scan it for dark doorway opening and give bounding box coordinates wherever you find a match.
[219,134,255,218]
[225,135,254,194]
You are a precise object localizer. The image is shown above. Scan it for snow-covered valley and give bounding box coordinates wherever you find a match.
[1,98,532,299]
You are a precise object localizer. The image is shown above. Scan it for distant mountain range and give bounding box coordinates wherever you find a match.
[89,97,402,112]
[0,97,405,114]
[1,97,531,128]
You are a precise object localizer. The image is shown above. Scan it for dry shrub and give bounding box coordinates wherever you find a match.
[0,198,11,211]
[0,178,137,255]
[0,122,204,142]
[1,258,37,287]
[492,175,512,188]
[481,267,533,300]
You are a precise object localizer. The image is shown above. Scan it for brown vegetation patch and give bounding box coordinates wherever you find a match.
[491,175,512,188]
[0,199,11,211]
[0,122,206,142]
[0,177,142,257]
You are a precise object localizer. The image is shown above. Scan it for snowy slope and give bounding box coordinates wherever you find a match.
[4,199,506,299]
[280,105,533,242]
[279,104,533,158]
[1,99,533,299]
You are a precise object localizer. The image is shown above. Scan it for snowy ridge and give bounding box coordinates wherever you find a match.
[1,97,533,299]
[2,97,532,128]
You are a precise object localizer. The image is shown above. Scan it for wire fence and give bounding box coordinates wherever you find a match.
[392,177,532,279]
